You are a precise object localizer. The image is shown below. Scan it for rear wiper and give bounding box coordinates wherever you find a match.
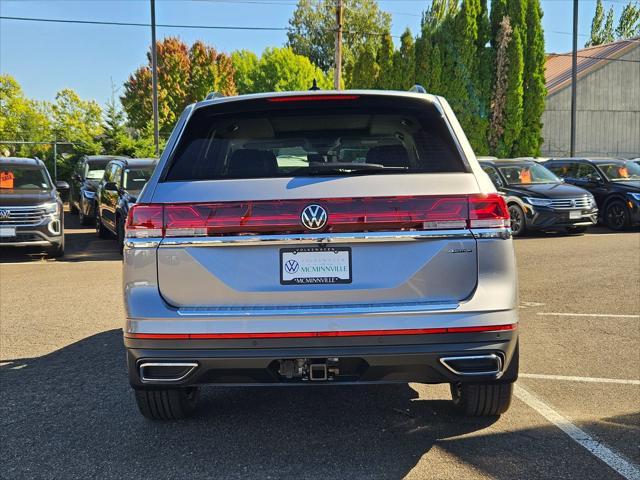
[304,162,407,175]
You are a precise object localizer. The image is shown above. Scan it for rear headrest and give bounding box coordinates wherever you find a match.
[365,145,410,168]
[227,149,278,178]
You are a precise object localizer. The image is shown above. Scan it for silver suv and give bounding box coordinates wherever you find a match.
[123,90,518,420]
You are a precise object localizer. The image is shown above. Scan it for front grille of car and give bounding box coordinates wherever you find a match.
[548,196,592,209]
[0,206,48,226]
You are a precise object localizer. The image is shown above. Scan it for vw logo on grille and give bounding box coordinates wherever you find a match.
[571,199,576,207]
[301,204,328,231]
[0,209,10,219]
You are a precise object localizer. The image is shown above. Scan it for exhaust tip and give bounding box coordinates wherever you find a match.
[439,354,502,377]
[139,362,198,383]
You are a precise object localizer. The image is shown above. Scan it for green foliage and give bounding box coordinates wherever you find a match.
[188,41,238,102]
[52,89,103,156]
[374,31,395,89]
[587,0,616,46]
[393,29,416,90]
[350,48,380,89]
[616,1,640,39]
[0,74,51,158]
[251,47,332,92]
[286,0,391,86]
[516,0,546,156]
[497,26,524,158]
[231,50,260,94]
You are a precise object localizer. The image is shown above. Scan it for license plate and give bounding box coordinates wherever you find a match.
[569,210,582,220]
[280,247,352,285]
[0,227,16,238]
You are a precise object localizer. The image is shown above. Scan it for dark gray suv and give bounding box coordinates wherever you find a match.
[0,157,68,258]
[123,90,519,420]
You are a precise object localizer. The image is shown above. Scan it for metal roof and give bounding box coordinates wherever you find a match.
[545,37,639,95]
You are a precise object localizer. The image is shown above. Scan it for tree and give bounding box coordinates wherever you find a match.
[498,25,524,157]
[251,47,332,92]
[586,0,616,46]
[188,41,237,102]
[286,0,391,86]
[102,85,131,156]
[350,47,380,88]
[516,0,546,156]
[231,50,260,94]
[374,30,395,89]
[393,29,416,90]
[52,89,103,155]
[616,1,640,39]
[489,16,513,153]
[0,74,51,158]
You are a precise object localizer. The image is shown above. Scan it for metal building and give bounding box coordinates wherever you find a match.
[541,37,640,158]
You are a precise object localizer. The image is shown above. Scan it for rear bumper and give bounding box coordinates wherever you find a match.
[124,329,518,387]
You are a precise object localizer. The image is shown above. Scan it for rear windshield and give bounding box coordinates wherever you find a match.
[0,165,51,190]
[164,97,467,181]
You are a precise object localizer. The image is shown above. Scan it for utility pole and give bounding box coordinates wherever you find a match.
[333,0,343,90]
[150,0,160,156]
[570,0,578,156]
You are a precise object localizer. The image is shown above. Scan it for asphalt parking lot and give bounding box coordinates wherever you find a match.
[1,212,638,480]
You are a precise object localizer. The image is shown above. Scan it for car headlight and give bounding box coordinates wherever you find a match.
[588,194,597,207]
[628,192,640,203]
[41,201,59,215]
[82,190,96,199]
[524,197,553,207]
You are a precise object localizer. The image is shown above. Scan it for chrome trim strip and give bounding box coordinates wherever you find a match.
[471,228,511,239]
[160,229,474,247]
[177,301,460,317]
[0,240,51,247]
[139,362,198,383]
[124,238,161,249]
[439,354,503,377]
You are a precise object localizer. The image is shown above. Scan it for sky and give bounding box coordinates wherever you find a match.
[0,0,631,107]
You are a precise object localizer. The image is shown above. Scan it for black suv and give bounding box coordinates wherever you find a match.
[545,158,640,230]
[480,159,598,236]
[70,155,128,225]
[96,158,156,250]
[0,157,69,258]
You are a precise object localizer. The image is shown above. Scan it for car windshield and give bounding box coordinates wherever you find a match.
[497,163,560,185]
[165,98,467,181]
[0,164,51,191]
[597,162,640,181]
[86,168,106,180]
[124,168,154,190]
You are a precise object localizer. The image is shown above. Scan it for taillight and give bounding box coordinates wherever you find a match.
[125,204,164,238]
[468,194,509,229]
[124,195,509,239]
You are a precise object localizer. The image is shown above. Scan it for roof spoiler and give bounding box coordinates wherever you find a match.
[204,92,225,100]
[409,84,427,94]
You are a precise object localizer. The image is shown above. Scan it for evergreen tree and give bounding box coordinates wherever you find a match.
[587,0,616,46]
[489,16,512,153]
[350,47,380,88]
[498,25,524,157]
[375,31,395,89]
[516,0,546,156]
[616,1,640,39]
[394,29,416,90]
[102,90,130,156]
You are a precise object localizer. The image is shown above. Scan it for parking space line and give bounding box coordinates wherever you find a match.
[514,384,640,480]
[520,373,640,385]
[537,312,640,319]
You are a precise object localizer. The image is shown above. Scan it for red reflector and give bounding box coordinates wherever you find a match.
[468,194,509,228]
[267,95,360,103]
[125,204,164,238]
[125,324,516,340]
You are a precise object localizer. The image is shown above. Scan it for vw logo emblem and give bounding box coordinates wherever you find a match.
[0,209,10,219]
[284,259,299,274]
[571,199,576,207]
[301,204,328,231]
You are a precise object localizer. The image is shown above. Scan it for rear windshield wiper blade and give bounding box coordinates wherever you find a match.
[304,162,408,175]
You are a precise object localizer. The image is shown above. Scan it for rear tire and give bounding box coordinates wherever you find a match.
[96,215,111,239]
[69,202,78,214]
[78,205,93,226]
[508,204,526,237]
[450,382,514,417]
[116,216,125,253]
[45,243,64,259]
[134,387,200,420]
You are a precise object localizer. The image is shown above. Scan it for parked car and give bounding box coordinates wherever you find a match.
[69,155,128,225]
[545,158,640,230]
[95,157,157,250]
[630,158,640,167]
[122,89,519,420]
[479,159,598,236]
[0,157,68,258]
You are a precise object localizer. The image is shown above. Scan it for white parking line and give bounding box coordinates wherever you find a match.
[520,373,640,385]
[537,312,640,319]
[514,384,640,480]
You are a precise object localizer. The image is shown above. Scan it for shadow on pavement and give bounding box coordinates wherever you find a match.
[0,330,629,480]
[0,209,121,264]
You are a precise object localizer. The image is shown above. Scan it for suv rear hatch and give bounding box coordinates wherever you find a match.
[128,94,506,310]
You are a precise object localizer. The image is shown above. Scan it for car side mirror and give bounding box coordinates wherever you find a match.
[587,176,602,184]
[104,181,118,192]
[55,181,70,191]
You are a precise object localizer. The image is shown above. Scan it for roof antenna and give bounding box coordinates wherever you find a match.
[309,79,320,91]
